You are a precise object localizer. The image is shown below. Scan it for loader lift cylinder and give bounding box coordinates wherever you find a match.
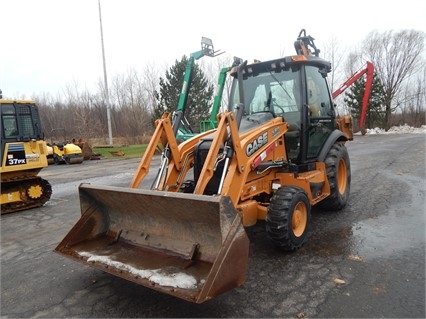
[217,61,247,194]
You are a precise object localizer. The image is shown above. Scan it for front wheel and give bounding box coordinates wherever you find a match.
[266,186,311,251]
[318,142,351,211]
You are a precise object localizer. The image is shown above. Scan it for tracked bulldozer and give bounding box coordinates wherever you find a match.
[55,30,364,303]
[1,99,52,214]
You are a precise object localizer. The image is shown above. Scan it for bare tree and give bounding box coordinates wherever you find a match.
[34,92,60,138]
[73,90,103,139]
[108,68,154,142]
[362,29,425,130]
[322,36,346,92]
[141,62,161,116]
[399,68,426,126]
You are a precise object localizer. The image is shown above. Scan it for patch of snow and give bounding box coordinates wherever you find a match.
[355,124,426,135]
[79,251,198,289]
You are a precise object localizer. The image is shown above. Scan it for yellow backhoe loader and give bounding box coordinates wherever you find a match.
[55,30,362,303]
[1,99,52,214]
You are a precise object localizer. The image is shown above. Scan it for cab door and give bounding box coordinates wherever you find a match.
[303,65,336,161]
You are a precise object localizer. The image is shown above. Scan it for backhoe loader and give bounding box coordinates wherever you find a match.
[55,29,361,303]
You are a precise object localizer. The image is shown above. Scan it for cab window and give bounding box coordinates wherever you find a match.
[305,66,333,117]
[1,104,18,138]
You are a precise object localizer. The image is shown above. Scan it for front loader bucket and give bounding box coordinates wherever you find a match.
[55,184,250,303]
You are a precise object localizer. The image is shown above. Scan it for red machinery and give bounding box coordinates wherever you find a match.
[332,61,374,129]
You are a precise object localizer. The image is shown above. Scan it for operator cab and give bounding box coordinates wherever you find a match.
[1,100,44,161]
[192,56,337,193]
[228,56,336,165]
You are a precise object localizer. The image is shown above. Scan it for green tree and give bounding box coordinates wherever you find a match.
[154,55,214,132]
[345,73,386,129]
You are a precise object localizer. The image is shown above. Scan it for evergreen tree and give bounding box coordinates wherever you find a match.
[345,74,386,129]
[153,55,214,132]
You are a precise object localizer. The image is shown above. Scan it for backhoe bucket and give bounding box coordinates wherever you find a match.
[55,184,250,303]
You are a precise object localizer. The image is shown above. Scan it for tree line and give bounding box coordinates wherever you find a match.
[344,29,425,130]
[10,29,426,145]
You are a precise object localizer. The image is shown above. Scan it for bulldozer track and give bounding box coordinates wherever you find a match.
[1,177,52,214]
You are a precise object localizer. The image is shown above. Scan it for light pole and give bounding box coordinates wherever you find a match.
[98,0,113,145]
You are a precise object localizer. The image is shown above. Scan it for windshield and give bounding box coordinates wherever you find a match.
[229,67,301,118]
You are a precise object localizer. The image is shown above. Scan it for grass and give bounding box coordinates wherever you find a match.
[93,144,153,159]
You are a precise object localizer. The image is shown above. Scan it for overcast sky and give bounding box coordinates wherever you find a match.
[1,0,425,99]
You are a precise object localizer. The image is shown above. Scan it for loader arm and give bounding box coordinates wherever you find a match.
[220,118,288,206]
[193,110,244,196]
[130,113,180,188]
[131,110,219,191]
[193,107,289,207]
[161,128,219,192]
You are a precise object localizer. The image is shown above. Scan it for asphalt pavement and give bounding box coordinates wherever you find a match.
[1,133,425,318]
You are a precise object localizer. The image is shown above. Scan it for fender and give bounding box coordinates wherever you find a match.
[317,129,347,162]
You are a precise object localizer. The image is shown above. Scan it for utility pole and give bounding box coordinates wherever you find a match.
[98,0,113,145]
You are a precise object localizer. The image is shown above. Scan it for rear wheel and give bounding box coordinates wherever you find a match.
[318,142,351,210]
[266,186,311,251]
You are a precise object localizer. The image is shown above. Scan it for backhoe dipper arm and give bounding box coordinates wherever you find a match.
[294,29,320,57]
[359,62,374,129]
[332,61,374,129]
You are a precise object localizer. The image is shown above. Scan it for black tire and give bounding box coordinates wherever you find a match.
[266,186,311,251]
[318,142,351,211]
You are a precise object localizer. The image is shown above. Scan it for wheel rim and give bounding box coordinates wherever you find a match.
[337,158,347,195]
[292,202,308,237]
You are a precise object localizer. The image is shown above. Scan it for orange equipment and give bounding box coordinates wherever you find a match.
[55,30,367,303]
